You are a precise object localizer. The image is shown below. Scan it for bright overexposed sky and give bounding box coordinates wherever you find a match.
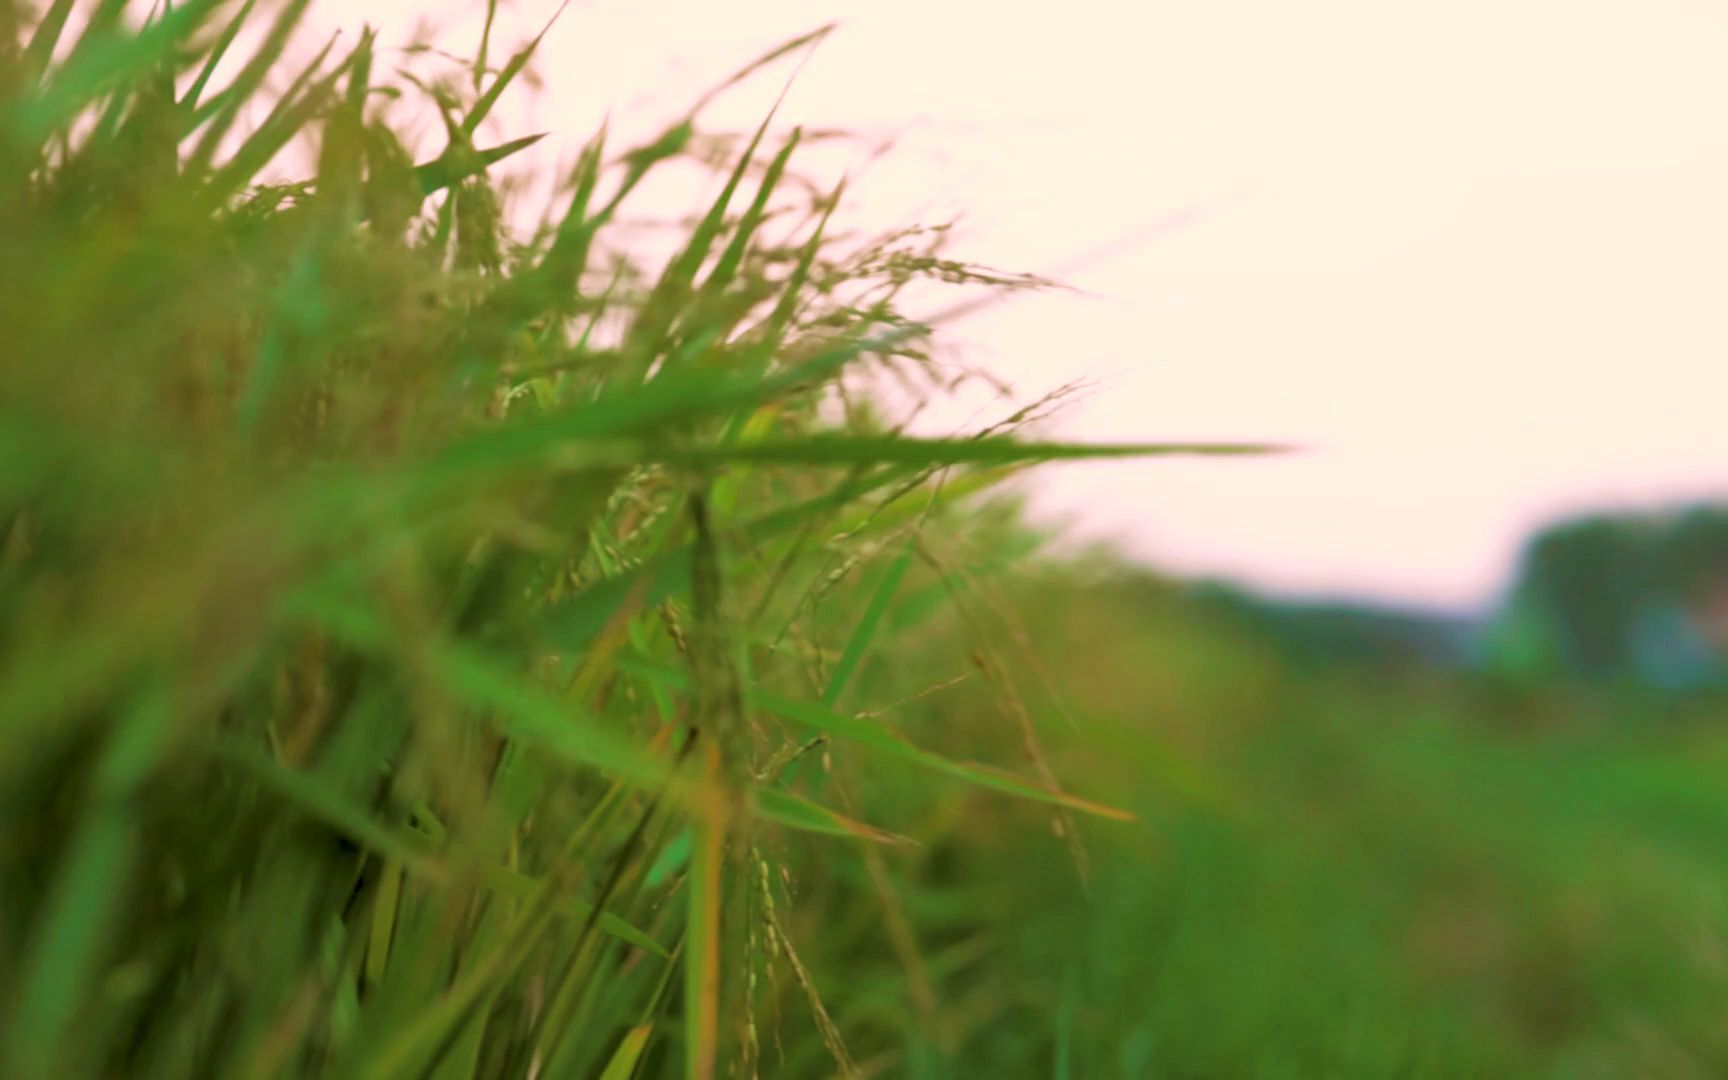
[339,0,1728,610]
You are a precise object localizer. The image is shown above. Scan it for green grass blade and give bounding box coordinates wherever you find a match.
[752,174,843,354]
[213,740,437,868]
[460,0,571,138]
[702,127,799,302]
[14,0,219,144]
[218,739,668,955]
[823,540,915,707]
[181,0,258,112]
[2,692,176,1076]
[647,435,1288,469]
[620,655,1134,821]
[21,0,76,83]
[419,339,976,485]
[684,744,726,1080]
[597,118,692,222]
[291,589,681,790]
[480,865,670,959]
[0,808,132,1076]
[187,0,310,174]
[629,100,785,355]
[688,24,834,115]
[754,788,909,843]
[598,1024,654,1080]
[415,130,547,196]
[207,33,344,196]
[365,857,406,987]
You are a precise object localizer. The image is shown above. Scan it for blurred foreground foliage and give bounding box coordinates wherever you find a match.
[0,2,1248,1077]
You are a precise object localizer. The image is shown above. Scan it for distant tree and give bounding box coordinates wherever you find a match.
[1661,506,1728,597]
[1514,516,1653,675]
[1491,504,1728,687]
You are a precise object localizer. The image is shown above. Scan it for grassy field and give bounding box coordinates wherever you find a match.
[858,569,1728,1076]
[5,4,1728,1078]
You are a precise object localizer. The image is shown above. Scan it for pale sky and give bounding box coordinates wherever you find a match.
[338,0,1728,610]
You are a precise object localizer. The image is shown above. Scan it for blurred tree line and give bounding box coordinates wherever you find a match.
[1487,504,1728,689]
[1180,503,1728,693]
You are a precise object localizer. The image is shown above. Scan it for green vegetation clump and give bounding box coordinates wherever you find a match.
[0,4,1258,1077]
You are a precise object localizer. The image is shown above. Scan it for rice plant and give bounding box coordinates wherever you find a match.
[0,3,1265,1076]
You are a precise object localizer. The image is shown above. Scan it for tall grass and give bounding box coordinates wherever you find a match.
[0,3,1264,1076]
